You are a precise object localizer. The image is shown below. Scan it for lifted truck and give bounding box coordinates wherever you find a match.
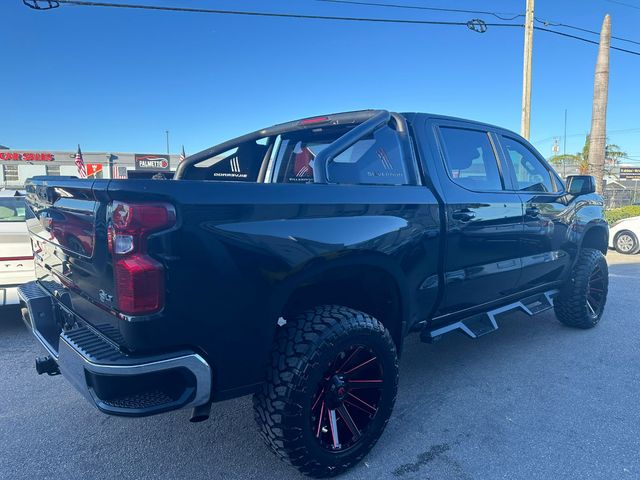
[20,110,609,477]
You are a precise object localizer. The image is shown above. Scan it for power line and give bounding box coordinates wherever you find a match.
[606,0,640,10]
[27,0,517,29]
[535,127,640,145]
[23,0,59,8]
[535,17,640,46]
[312,0,640,47]
[21,0,640,56]
[535,26,640,56]
[313,0,523,21]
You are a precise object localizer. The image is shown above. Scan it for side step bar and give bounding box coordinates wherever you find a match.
[421,290,559,342]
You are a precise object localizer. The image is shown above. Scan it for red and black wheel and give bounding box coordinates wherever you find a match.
[253,305,398,478]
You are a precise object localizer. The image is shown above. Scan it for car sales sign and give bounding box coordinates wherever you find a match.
[134,154,170,171]
[0,151,54,161]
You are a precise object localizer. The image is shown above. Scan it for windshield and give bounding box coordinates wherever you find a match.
[0,196,27,222]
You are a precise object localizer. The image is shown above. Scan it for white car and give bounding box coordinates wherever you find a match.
[0,190,36,305]
[609,215,640,255]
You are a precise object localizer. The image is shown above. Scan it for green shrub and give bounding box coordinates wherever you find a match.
[605,205,640,224]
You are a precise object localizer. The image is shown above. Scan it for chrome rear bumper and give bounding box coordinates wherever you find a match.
[18,281,212,417]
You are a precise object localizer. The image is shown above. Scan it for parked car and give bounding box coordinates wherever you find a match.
[0,190,35,306]
[609,215,640,254]
[19,110,609,477]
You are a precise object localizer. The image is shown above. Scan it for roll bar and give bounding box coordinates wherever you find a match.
[313,110,392,184]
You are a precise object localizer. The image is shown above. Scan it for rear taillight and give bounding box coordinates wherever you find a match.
[114,255,165,314]
[108,201,176,315]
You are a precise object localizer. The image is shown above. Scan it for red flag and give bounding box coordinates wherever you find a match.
[179,145,186,163]
[75,144,87,178]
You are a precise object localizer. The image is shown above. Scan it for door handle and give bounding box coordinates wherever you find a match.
[525,206,540,217]
[451,209,475,222]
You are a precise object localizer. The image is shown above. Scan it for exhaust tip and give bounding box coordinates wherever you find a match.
[190,403,211,423]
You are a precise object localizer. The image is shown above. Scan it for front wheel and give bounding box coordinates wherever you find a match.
[555,248,608,329]
[253,305,398,478]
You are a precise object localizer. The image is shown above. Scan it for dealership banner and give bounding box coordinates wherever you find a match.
[134,154,170,171]
[620,167,640,179]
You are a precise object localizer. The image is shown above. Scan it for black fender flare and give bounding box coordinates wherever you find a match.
[266,251,411,349]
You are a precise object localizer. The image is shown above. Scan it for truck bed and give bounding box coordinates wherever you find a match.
[25,175,441,398]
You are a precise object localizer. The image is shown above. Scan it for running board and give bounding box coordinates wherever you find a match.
[421,290,559,342]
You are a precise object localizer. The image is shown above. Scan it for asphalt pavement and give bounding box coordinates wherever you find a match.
[1,251,639,480]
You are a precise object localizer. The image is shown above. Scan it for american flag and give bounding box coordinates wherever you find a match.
[179,145,186,163]
[112,166,128,179]
[75,144,87,178]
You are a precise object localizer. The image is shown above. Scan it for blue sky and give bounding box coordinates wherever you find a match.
[2,0,639,162]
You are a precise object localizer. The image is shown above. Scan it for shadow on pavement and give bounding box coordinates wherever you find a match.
[0,305,23,330]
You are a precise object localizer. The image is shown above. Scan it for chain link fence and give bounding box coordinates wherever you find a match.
[604,184,640,209]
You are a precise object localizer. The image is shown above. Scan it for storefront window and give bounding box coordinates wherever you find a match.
[3,165,19,183]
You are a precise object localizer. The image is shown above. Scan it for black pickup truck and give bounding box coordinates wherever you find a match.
[19,110,609,477]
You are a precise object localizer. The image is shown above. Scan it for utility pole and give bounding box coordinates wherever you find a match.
[520,0,535,140]
[588,14,611,194]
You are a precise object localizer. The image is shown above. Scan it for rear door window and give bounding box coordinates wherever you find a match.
[438,126,504,191]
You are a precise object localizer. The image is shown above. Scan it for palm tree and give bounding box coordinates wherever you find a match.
[588,14,611,193]
[605,143,625,165]
[550,134,625,177]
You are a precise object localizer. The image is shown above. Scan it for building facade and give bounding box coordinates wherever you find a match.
[0,149,181,187]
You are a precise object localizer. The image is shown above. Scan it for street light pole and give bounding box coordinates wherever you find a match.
[520,0,535,140]
[165,130,170,154]
[106,153,114,179]
[563,109,567,179]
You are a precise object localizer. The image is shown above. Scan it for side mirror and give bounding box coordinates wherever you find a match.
[566,175,596,195]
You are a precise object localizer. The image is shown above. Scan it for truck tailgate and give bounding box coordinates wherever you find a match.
[24,177,125,342]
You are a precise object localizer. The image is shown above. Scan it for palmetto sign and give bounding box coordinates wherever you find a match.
[134,154,170,171]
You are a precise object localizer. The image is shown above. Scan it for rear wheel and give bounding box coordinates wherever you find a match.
[253,305,398,478]
[614,230,639,255]
[555,248,608,329]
